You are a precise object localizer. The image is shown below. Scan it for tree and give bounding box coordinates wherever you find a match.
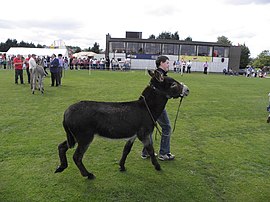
[148,34,156,39]
[156,31,179,40]
[252,50,270,68]
[184,36,192,41]
[171,31,179,40]
[0,38,46,52]
[36,44,45,48]
[67,46,81,53]
[85,42,101,53]
[239,44,251,68]
[0,39,18,52]
[217,36,232,46]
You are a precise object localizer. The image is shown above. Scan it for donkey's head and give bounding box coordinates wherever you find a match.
[148,70,189,99]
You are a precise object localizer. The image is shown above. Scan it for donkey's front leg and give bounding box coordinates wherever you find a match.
[119,136,136,171]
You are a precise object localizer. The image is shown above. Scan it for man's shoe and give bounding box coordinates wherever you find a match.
[141,153,157,159]
[141,154,150,159]
[158,153,175,161]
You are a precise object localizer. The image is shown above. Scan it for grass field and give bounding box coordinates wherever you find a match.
[0,69,270,202]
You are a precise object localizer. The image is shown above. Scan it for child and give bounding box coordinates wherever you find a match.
[267,93,270,123]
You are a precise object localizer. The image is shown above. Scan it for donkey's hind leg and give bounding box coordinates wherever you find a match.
[39,75,45,94]
[138,133,161,171]
[55,140,69,173]
[119,136,136,171]
[73,140,95,180]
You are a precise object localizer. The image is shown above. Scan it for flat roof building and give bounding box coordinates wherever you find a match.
[105,32,241,73]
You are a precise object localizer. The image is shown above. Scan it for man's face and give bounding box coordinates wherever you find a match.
[160,59,169,72]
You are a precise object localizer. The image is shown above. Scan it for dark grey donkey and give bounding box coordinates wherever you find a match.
[55,70,189,179]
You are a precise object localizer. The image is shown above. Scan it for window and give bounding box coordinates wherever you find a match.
[197,46,212,56]
[162,44,179,55]
[110,42,126,53]
[213,47,230,57]
[126,42,144,54]
[180,45,196,56]
[145,43,161,54]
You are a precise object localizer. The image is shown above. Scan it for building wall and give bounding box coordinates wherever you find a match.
[229,46,241,71]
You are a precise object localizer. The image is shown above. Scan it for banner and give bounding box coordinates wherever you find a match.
[180,55,212,62]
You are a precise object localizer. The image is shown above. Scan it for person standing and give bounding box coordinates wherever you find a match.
[141,55,175,161]
[186,60,192,73]
[13,54,24,84]
[43,56,49,76]
[58,54,63,85]
[29,54,37,93]
[25,54,31,83]
[203,61,208,74]
[50,54,59,87]
[105,56,110,70]
[2,54,7,69]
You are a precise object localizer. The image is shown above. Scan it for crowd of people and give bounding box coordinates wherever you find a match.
[172,59,192,75]
[69,56,130,71]
[0,53,133,89]
[2,53,67,87]
[173,59,210,75]
[223,65,268,78]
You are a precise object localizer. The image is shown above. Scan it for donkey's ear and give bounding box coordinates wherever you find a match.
[154,70,164,82]
[148,69,155,77]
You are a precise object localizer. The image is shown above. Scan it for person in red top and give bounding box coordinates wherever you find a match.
[13,54,24,84]
[24,54,31,84]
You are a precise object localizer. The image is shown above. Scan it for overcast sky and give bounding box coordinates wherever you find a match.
[0,0,269,57]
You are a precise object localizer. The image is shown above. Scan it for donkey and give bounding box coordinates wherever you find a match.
[55,70,189,179]
[30,57,46,94]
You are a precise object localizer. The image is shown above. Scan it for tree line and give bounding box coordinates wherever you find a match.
[0,39,102,55]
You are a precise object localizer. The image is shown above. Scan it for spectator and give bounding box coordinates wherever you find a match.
[29,54,37,93]
[50,54,60,87]
[25,54,31,83]
[186,60,192,73]
[203,61,208,74]
[58,54,63,85]
[13,54,24,84]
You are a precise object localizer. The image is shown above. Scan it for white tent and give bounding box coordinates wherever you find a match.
[72,51,96,58]
[6,47,68,58]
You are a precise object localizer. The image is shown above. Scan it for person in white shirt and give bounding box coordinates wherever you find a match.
[29,54,37,94]
[186,60,192,73]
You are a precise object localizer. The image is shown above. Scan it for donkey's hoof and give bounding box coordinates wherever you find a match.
[119,166,126,172]
[87,173,96,180]
[155,164,161,171]
[55,166,66,173]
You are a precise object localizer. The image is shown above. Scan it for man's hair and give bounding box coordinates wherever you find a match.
[156,55,169,68]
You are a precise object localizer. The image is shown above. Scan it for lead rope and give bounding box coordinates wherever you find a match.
[141,95,162,137]
[141,95,184,139]
[172,96,184,133]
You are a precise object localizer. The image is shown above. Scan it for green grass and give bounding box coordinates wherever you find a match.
[0,69,270,202]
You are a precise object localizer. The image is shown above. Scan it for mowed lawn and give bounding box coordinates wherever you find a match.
[0,69,269,202]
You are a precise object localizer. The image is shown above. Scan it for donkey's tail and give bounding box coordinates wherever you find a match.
[63,120,76,148]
